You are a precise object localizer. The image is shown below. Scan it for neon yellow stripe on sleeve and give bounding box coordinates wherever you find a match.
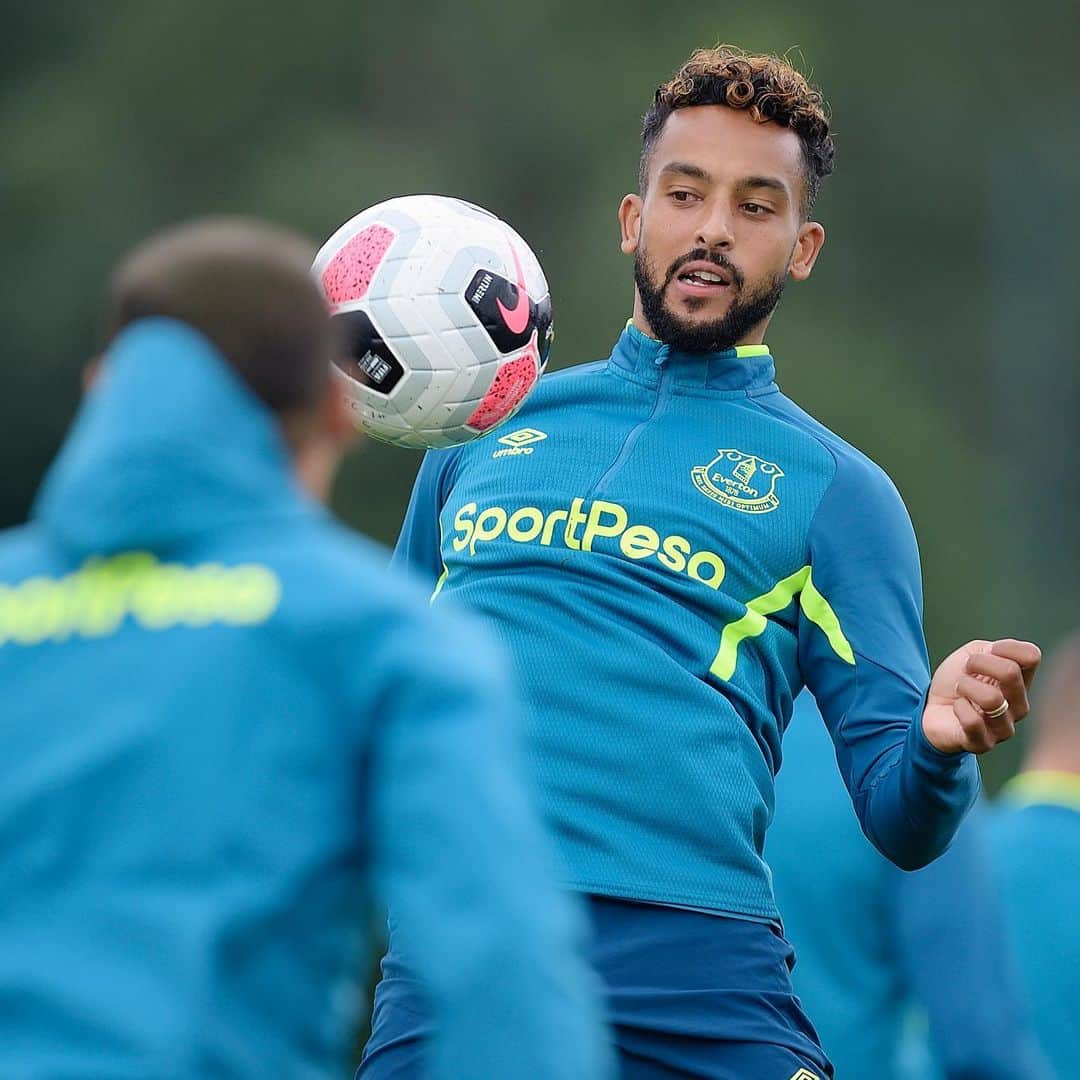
[802,570,855,665]
[709,565,853,680]
[430,566,448,603]
[430,516,449,603]
[709,566,810,680]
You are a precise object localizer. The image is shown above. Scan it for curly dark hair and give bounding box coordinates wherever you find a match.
[640,46,835,215]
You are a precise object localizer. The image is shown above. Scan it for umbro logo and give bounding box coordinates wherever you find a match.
[492,428,547,458]
[788,1070,821,1080]
[499,428,547,447]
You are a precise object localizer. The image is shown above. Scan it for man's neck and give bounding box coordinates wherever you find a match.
[1024,750,1080,776]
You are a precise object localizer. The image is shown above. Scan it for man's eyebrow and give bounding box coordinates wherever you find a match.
[739,175,790,197]
[658,165,791,200]
[658,162,713,183]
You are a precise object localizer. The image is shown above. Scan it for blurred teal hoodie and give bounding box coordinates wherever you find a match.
[0,318,610,1079]
[990,772,1080,1079]
[768,693,1047,1079]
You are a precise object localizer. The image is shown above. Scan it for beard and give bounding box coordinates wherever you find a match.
[633,244,787,354]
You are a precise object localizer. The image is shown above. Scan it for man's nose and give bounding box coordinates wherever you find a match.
[696,206,735,250]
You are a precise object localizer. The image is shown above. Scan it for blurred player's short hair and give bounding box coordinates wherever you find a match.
[105,218,336,416]
[640,45,835,215]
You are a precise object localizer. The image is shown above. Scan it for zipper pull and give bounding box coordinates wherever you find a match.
[655,344,671,367]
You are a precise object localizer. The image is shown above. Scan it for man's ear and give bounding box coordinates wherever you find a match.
[82,356,103,393]
[619,194,643,255]
[323,374,358,448]
[789,221,826,282]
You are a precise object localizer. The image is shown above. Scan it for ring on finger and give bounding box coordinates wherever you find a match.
[985,700,1009,719]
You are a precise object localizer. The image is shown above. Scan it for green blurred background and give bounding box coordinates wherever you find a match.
[3,2,1077,787]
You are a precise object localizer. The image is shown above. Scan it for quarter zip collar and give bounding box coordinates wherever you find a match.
[609,321,777,394]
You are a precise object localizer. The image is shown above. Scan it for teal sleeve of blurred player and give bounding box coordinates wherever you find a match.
[769,694,1048,1079]
[369,604,614,1080]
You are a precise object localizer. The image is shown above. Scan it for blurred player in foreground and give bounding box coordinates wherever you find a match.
[989,633,1080,1078]
[0,220,609,1079]
[768,693,1048,1078]
[365,46,1040,1079]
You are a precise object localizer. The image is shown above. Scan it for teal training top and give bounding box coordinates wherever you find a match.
[396,324,980,921]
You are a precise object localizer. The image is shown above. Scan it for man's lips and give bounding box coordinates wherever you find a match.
[671,260,734,297]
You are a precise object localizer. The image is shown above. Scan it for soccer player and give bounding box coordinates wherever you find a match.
[0,220,610,1078]
[989,633,1080,1078]
[363,47,1041,1079]
[768,693,1049,1078]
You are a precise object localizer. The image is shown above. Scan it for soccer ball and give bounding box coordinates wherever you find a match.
[314,195,553,449]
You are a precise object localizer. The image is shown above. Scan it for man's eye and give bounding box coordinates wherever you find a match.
[743,202,770,215]
[670,190,697,203]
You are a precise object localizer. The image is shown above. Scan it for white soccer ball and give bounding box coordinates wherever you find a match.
[313,194,553,449]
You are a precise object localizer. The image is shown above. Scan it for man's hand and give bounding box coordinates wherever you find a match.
[922,639,1042,754]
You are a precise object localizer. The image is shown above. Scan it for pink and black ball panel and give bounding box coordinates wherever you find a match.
[332,309,405,395]
[464,267,553,366]
[465,334,542,433]
[320,224,396,308]
[320,223,406,397]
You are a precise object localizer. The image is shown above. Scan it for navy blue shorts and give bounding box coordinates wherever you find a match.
[360,894,833,1079]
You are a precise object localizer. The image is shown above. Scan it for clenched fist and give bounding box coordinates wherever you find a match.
[922,639,1042,754]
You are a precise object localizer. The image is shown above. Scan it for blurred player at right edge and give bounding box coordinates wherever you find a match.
[769,692,1049,1078]
[990,633,1080,1078]
[366,46,1041,1079]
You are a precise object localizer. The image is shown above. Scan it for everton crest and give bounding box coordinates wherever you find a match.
[691,448,784,514]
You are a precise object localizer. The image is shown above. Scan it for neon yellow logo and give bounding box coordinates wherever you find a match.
[451,498,726,590]
[498,427,546,446]
[788,1070,821,1080]
[0,552,281,647]
[492,427,547,459]
[691,448,784,514]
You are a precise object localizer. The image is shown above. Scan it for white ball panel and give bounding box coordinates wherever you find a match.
[316,195,550,449]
